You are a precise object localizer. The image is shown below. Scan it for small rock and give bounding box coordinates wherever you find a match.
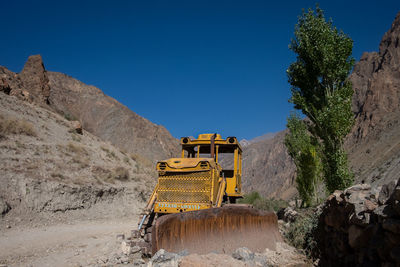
[232,247,255,261]
[150,249,181,266]
[378,181,396,205]
[6,225,11,229]
[0,198,11,216]
[345,184,371,195]
[364,199,378,211]
[70,120,83,135]
[116,234,125,241]
[282,207,298,223]
[134,258,145,265]
[120,255,130,264]
[131,245,141,254]
[121,240,133,255]
[254,254,268,266]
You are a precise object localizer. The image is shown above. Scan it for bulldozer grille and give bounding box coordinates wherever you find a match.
[157,171,211,203]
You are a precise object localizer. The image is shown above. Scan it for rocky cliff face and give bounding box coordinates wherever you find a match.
[346,11,400,187]
[243,11,400,199]
[0,55,179,161]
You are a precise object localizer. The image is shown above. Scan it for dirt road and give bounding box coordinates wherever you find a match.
[0,217,136,267]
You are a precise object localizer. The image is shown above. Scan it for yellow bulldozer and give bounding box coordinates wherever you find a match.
[132,134,282,256]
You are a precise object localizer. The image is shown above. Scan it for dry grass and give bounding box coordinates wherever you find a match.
[51,173,66,180]
[113,166,130,181]
[101,146,119,160]
[67,142,87,156]
[0,114,36,137]
[130,153,153,169]
[70,156,90,169]
[91,165,130,182]
[71,133,82,142]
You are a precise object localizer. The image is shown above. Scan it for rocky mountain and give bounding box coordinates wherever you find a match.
[346,12,400,187]
[240,132,276,147]
[241,131,296,199]
[1,55,180,162]
[242,11,400,199]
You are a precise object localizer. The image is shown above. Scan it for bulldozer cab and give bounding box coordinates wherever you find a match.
[180,133,242,198]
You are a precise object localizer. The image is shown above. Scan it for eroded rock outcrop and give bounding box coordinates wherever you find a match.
[18,55,50,105]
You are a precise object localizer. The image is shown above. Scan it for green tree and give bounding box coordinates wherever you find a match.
[287,6,354,193]
[285,113,321,206]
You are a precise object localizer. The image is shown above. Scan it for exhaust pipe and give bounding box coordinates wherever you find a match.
[210,133,217,160]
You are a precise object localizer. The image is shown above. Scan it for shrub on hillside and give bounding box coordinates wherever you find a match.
[113,166,130,181]
[0,114,36,137]
[238,191,288,212]
[284,208,320,256]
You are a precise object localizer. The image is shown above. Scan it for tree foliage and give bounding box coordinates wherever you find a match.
[286,6,354,194]
[285,113,321,206]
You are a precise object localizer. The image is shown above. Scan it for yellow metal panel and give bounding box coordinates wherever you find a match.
[155,169,222,214]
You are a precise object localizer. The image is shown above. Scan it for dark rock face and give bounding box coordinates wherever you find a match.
[315,180,400,266]
[0,66,24,97]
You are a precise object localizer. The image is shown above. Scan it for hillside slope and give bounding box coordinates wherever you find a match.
[242,131,296,199]
[1,55,180,162]
[0,91,154,228]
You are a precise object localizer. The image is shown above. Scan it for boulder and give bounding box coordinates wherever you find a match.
[316,178,400,265]
[70,120,83,135]
[0,197,10,215]
[149,249,181,267]
[379,181,397,205]
[281,207,298,223]
[231,247,254,261]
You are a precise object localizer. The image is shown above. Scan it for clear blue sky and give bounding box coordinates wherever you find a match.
[1,1,399,140]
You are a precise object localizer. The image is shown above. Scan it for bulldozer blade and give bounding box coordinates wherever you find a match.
[151,205,283,255]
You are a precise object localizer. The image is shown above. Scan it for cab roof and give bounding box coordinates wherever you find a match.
[180,133,242,154]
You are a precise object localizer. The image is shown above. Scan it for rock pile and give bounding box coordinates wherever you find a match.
[116,244,307,267]
[316,179,400,266]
